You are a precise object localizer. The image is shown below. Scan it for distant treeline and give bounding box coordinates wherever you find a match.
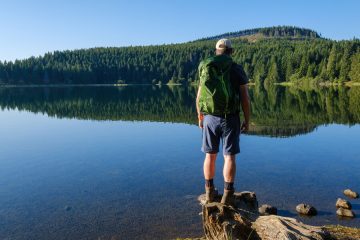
[194,26,321,41]
[1,85,359,137]
[0,26,359,85]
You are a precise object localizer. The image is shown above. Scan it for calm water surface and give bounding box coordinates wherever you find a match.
[0,86,359,239]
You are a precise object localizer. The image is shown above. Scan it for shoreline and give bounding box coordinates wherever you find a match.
[0,83,185,88]
[274,81,360,87]
[1,80,359,88]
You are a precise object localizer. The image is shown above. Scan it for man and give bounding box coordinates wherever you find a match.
[196,38,250,205]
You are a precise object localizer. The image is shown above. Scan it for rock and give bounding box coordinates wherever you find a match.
[336,207,355,218]
[335,198,352,209]
[343,189,359,199]
[296,203,317,216]
[259,204,278,215]
[252,216,329,240]
[233,191,258,211]
[198,190,258,211]
[64,205,72,211]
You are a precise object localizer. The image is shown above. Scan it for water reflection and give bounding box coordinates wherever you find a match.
[0,85,359,137]
[1,85,360,239]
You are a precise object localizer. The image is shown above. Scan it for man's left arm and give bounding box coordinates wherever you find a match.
[235,64,250,133]
[240,84,250,133]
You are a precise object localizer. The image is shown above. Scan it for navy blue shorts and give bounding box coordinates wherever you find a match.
[201,114,240,155]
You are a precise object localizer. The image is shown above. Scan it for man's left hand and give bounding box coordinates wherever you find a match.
[240,121,249,133]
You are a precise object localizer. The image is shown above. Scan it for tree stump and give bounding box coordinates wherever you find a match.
[198,191,332,240]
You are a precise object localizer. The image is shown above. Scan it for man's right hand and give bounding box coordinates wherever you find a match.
[199,120,203,129]
[198,114,204,129]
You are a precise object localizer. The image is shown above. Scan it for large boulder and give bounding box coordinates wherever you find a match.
[198,191,330,240]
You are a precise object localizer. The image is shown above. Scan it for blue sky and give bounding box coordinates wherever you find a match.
[0,0,359,61]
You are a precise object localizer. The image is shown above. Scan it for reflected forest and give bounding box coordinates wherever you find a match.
[1,85,359,137]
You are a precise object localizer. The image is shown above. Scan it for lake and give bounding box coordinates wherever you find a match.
[0,85,359,239]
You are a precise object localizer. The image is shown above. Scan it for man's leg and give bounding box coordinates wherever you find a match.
[221,154,236,205]
[220,114,240,205]
[204,153,217,203]
[201,115,221,203]
[223,154,236,183]
[204,153,217,181]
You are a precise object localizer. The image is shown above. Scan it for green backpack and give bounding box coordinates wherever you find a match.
[198,55,240,115]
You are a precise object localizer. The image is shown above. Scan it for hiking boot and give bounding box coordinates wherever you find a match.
[221,189,235,206]
[205,186,218,203]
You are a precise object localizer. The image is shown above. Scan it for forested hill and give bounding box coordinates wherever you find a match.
[0,26,359,85]
[193,26,321,42]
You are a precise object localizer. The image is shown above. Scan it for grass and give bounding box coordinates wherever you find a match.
[345,81,360,86]
[325,225,360,240]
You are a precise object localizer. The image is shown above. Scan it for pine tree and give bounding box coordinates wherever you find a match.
[264,56,280,86]
[339,43,352,82]
[327,44,340,80]
[349,52,360,82]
